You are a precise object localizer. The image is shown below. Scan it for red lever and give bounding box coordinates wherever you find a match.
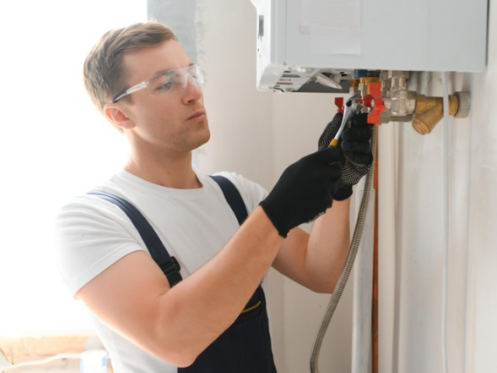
[362,94,374,108]
[335,97,344,114]
[367,82,385,125]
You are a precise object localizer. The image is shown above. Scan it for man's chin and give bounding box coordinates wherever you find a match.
[193,129,210,150]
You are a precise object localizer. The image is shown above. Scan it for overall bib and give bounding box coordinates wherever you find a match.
[91,175,277,372]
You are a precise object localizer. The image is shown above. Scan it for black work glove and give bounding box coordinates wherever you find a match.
[318,112,373,201]
[260,147,345,238]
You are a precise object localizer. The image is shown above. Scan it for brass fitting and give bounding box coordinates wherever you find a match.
[359,77,380,86]
[359,77,380,95]
[412,92,471,135]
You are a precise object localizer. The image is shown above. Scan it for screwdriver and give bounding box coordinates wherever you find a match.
[329,94,361,147]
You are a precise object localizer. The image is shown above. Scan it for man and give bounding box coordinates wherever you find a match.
[55,21,372,372]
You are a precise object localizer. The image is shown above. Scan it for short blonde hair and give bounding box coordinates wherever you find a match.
[83,21,177,114]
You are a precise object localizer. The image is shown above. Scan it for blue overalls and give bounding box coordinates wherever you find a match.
[90,175,277,372]
[180,284,276,372]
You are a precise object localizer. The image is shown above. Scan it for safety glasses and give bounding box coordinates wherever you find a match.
[112,64,204,103]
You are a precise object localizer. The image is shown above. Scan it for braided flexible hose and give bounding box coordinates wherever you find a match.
[310,125,378,373]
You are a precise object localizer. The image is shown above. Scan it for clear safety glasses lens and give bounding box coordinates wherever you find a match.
[147,65,204,96]
[112,65,204,103]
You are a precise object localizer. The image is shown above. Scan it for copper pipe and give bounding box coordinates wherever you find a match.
[372,131,379,373]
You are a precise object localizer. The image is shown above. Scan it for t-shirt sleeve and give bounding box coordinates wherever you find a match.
[214,172,268,214]
[54,195,148,297]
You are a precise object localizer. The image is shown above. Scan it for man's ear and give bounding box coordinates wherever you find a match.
[103,103,135,130]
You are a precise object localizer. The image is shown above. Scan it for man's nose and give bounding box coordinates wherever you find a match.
[182,74,202,101]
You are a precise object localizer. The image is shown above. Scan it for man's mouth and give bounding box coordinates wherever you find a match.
[188,110,206,120]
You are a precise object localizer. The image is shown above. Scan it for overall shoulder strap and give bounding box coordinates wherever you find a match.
[87,190,182,287]
[209,175,248,225]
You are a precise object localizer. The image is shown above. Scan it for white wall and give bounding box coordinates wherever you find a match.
[0,0,146,336]
[377,2,497,372]
[464,5,497,369]
[161,1,497,372]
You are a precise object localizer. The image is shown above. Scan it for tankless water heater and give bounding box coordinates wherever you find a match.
[251,0,488,93]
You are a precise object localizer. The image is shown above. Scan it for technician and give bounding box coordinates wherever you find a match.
[55,21,372,373]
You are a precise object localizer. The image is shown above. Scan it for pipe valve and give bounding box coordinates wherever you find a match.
[347,70,471,134]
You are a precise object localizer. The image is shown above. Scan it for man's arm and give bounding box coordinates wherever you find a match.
[271,199,350,294]
[272,111,373,293]
[77,207,282,368]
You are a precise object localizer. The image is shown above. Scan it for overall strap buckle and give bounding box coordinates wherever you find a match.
[161,256,182,288]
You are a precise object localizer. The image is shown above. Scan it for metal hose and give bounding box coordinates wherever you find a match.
[310,125,378,373]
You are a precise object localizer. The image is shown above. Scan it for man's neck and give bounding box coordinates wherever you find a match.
[124,151,201,190]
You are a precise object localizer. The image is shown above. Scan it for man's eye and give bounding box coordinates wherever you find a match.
[158,81,174,91]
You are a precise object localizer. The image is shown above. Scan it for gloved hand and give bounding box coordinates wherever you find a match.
[260,147,345,238]
[318,112,373,201]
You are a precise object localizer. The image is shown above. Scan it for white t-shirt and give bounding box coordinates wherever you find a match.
[55,170,268,373]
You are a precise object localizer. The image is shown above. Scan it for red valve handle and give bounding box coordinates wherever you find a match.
[367,82,385,125]
[335,97,344,114]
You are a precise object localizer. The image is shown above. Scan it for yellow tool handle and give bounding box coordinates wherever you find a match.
[329,138,339,148]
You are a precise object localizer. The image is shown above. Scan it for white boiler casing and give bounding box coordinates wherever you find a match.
[251,0,488,92]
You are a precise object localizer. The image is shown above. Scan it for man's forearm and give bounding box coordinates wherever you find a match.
[154,206,283,363]
[306,199,351,293]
